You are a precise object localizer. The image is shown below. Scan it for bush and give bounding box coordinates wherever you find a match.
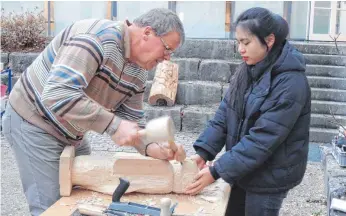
[1,7,47,52]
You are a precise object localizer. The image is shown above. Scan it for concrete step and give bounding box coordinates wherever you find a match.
[311,113,346,129]
[304,54,346,66]
[144,103,183,132]
[222,86,346,102]
[145,103,346,131]
[143,103,339,143]
[309,127,339,143]
[172,40,346,60]
[311,100,346,116]
[149,58,345,83]
[148,58,239,82]
[145,80,346,105]
[306,65,346,78]
[173,39,236,60]
[144,103,219,133]
[144,80,224,105]
[311,88,346,102]
[291,41,346,55]
[308,76,346,90]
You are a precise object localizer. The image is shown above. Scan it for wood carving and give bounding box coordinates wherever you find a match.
[148,60,179,107]
[59,148,198,197]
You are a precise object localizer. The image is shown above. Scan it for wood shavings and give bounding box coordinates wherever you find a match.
[75,194,105,207]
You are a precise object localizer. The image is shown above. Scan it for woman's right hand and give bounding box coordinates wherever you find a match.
[190,154,206,170]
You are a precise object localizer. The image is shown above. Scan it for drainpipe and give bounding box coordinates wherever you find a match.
[48,1,51,37]
[111,1,117,20]
[168,1,176,13]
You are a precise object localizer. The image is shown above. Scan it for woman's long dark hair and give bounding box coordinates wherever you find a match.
[228,7,289,115]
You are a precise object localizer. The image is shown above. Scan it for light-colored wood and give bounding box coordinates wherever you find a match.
[78,204,107,216]
[225,1,231,32]
[139,116,175,144]
[43,179,231,216]
[160,198,172,216]
[106,1,112,20]
[59,146,75,196]
[68,152,196,195]
[149,61,179,107]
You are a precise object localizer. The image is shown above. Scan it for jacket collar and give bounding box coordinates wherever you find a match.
[122,20,131,60]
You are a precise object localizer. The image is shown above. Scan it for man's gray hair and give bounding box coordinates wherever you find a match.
[133,8,185,46]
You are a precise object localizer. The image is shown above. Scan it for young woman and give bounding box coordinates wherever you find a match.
[185,7,311,216]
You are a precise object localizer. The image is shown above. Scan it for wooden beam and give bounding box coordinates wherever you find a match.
[225,1,232,32]
[106,1,112,20]
[44,1,49,35]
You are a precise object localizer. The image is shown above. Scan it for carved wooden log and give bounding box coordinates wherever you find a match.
[59,147,198,197]
[148,60,179,107]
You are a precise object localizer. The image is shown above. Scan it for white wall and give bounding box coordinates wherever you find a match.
[338,2,346,35]
[117,1,168,22]
[54,1,108,35]
[290,1,309,39]
[233,1,284,19]
[1,1,44,15]
[176,1,227,38]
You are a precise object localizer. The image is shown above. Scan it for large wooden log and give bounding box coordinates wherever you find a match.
[148,60,179,107]
[59,147,198,196]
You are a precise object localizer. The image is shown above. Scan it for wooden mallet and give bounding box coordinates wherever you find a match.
[138,116,186,162]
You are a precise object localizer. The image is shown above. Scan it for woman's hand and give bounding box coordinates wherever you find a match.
[184,167,216,195]
[190,154,206,170]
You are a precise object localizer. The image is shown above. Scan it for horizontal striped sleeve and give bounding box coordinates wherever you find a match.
[41,33,114,135]
[114,89,146,128]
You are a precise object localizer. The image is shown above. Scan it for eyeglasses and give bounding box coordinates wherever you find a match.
[160,37,174,56]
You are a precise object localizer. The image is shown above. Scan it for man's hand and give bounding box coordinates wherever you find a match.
[146,142,186,161]
[111,120,140,146]
[172,143,186,162]
[190,154,206,170]
[184,167,215,195]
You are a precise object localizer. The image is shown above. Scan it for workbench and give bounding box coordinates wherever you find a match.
[42,179,231,216]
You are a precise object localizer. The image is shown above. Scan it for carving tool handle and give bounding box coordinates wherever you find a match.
[160,198,172,216]
[112,178,130,202]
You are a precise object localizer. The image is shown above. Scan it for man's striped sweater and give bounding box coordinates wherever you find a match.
[9,19,147,146]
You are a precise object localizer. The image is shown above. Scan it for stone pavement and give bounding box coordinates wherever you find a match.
[1,131,327,216]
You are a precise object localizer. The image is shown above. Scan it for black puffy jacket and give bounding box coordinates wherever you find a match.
[194,41,311,193]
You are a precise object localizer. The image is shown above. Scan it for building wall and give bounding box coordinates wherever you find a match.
[54,1,108,34]
[338,2,346,35]
[233,1,284,19]
[176,1,227,38]
[117,1,168,22]
[1,1,44,15]
[289,1,309,40]
[1,1,344,41]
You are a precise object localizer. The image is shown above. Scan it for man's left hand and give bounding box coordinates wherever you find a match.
[184,167,215,195]
[145,142,186,161]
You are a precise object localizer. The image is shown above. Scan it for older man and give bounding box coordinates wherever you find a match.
[2,8,185,215]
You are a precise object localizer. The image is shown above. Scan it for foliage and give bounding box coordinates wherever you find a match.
[1,7,47,52]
